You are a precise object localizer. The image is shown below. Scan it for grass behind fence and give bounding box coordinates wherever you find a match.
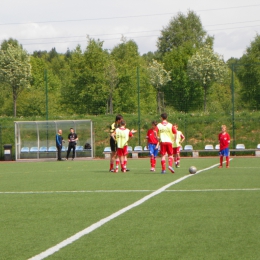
[0,158,260,260]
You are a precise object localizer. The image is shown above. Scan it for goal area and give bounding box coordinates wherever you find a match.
[14,120,93,160]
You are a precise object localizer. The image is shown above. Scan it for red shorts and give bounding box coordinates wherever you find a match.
[173,147,181,155]
[117,146,128,156]
[160,142,173,156]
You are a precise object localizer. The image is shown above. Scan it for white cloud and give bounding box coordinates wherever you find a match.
[0,0,260,59]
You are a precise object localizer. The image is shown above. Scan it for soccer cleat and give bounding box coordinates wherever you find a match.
[121,169,126,172]
[109,169,115,172]
[150,167,155,172]
[168,166,175,173]
[176,164,180,168]
[126,169,130,171]
[161,170,166,174]
[218,165,223,168]
[114,168,118,173]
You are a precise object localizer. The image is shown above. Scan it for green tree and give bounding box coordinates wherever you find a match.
[147,59,171,113]
[187,44,228,111]
[236,34,260,110]
[105,58,118,114]
[62,40,110,114]
[157,10,212,55]
[0,40,31,117]
[163,45,203,112]
[111,39,141,113]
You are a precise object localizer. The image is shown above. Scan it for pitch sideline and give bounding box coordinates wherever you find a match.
[28,162,221,260]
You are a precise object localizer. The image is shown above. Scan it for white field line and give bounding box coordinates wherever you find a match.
[166,188,260,192]
[2,188,260,195]
[0,190,153,194]
[27,162,220,260]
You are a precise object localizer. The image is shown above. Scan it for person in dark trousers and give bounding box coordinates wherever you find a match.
[56,129,64,161]
[66,128,78,160]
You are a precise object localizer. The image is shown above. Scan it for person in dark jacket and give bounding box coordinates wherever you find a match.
[56,129,64,161]
[66,128,78,160]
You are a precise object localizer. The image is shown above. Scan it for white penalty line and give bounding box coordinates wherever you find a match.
[28,162,219,260]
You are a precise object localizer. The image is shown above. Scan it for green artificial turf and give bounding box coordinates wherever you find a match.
[0,158,260,260]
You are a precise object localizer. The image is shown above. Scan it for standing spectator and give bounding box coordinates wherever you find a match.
[172,123,185,168]
[114,120,133,172]
[56,129,64,161]
[157,113,177,174]
[218,125,230,168]
[66,128,78,160]
[146,121,159,172]
[109,114,123,172]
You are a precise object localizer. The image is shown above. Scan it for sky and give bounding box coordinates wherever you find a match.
[1,0,260,61]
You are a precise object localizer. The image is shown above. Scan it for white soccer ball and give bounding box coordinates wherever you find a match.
[189,166,197,174]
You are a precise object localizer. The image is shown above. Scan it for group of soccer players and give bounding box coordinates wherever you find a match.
[108,113,231,173]
[108,113,185,174]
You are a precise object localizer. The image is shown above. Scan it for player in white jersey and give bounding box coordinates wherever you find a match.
[172,124,185,168]
[114,120,133,172]
[156,113,177,174]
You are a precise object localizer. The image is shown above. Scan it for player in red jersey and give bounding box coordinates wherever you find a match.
[218,125,231,168]
[156,113,177,174]
[146,121,159,172]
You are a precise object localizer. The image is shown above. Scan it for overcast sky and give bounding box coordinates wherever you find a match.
[1,0,260,60]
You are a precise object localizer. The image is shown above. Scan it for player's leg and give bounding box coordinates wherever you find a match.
[148,144,155,171]
[219,150,223,168]
[72,145,76,160]
[66,144,71,160]
[167,144,175,173]
[225,148,230,168]
[152,145,159,171]
[176,147,181,167]
[109,138,116,172]
[160,143,166,173]
[57,145,62,160]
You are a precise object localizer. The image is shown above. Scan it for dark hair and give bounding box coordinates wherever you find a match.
[115,114,123,122]
[152,121,157,126]
[161,113,167,120]
[120,120,126,126]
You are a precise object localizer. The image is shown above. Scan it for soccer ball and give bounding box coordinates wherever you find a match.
[189,166,197,174]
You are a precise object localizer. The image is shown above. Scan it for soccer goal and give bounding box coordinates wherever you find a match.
[14,120,93,160]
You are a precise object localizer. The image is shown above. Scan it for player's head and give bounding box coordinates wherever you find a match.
[120,120,126,127]
[58,129,62,134]
[70,128,74,133]
[151,121,157,129]
[115,114,123,123]
[221,125,226,132]
[173,123,178,129]
[161,113,167,120]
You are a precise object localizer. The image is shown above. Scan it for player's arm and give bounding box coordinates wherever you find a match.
[180,133,185,144]
[172,126,177,134]
[111,130,116,141]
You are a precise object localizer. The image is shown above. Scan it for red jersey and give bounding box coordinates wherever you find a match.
[146,129,158,144]
[218,132,230,150]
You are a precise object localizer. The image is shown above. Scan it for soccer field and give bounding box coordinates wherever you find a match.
[1,157,260,260]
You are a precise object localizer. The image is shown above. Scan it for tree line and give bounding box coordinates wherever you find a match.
[0,10,259,118]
